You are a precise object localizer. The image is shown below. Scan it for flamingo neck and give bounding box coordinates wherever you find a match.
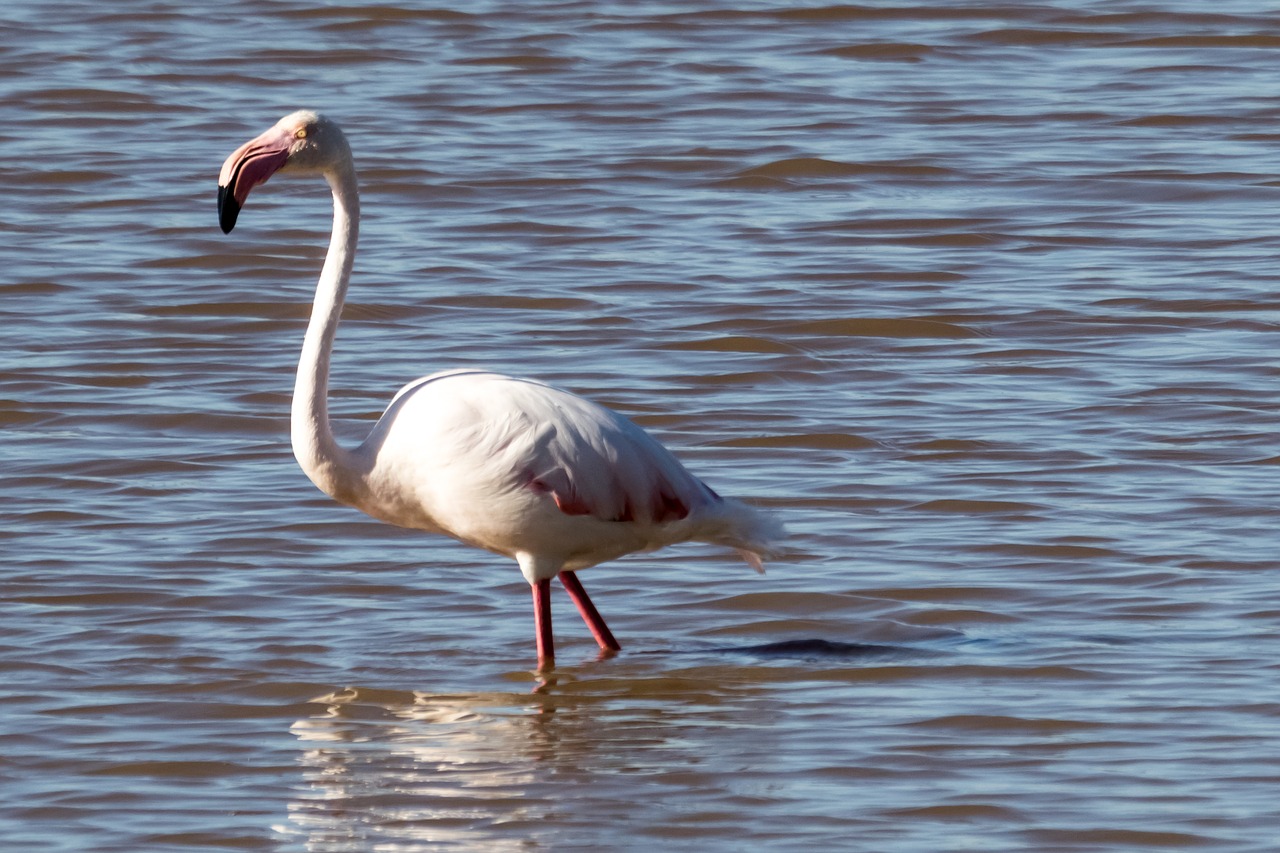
[291,161,365,504]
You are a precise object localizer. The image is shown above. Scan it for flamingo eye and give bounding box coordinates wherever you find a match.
[295,127,309,139]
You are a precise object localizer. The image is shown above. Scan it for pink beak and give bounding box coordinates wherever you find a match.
[217,125,294,233]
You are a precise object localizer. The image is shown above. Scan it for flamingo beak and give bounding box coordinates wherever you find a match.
[217,125,295,233]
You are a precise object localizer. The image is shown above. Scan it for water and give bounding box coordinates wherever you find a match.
[4,1,1279,850]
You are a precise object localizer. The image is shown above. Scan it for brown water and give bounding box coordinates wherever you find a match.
[4,1,1280,850]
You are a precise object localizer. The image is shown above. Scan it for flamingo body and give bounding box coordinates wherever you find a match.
[217,110,784,667]
[357,369,748,581]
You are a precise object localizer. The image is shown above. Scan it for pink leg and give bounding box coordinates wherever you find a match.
[558,570,621,652]
[532,578,554,668]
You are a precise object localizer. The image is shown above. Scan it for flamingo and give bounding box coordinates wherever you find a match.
[216,110,785,668]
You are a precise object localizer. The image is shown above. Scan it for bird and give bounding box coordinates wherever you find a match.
[217,110,785,669]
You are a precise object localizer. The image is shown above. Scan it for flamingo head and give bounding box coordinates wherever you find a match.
[217,110,350,233]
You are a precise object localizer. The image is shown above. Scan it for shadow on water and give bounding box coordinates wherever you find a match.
[694,638,906,661]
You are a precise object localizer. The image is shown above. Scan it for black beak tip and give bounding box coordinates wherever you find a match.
[217,184,240,234]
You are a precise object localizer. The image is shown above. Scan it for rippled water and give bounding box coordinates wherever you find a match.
[4,1,1280,850]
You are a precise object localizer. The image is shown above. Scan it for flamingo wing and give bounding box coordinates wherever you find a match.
[521,400,717,525]
[376,370,720,527]
[478,373,720,525]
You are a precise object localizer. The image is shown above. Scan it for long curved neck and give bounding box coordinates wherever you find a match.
[291,160,365,504]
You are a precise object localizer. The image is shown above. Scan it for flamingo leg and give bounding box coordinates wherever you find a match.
[533,577,554,668]
[558,570,621,652]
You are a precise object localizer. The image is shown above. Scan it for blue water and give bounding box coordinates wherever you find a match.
[3,1,1279,850]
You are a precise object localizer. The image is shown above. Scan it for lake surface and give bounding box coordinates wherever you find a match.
[4,1,1279,850]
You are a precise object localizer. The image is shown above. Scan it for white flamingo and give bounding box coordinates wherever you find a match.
[217,110,785,668]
